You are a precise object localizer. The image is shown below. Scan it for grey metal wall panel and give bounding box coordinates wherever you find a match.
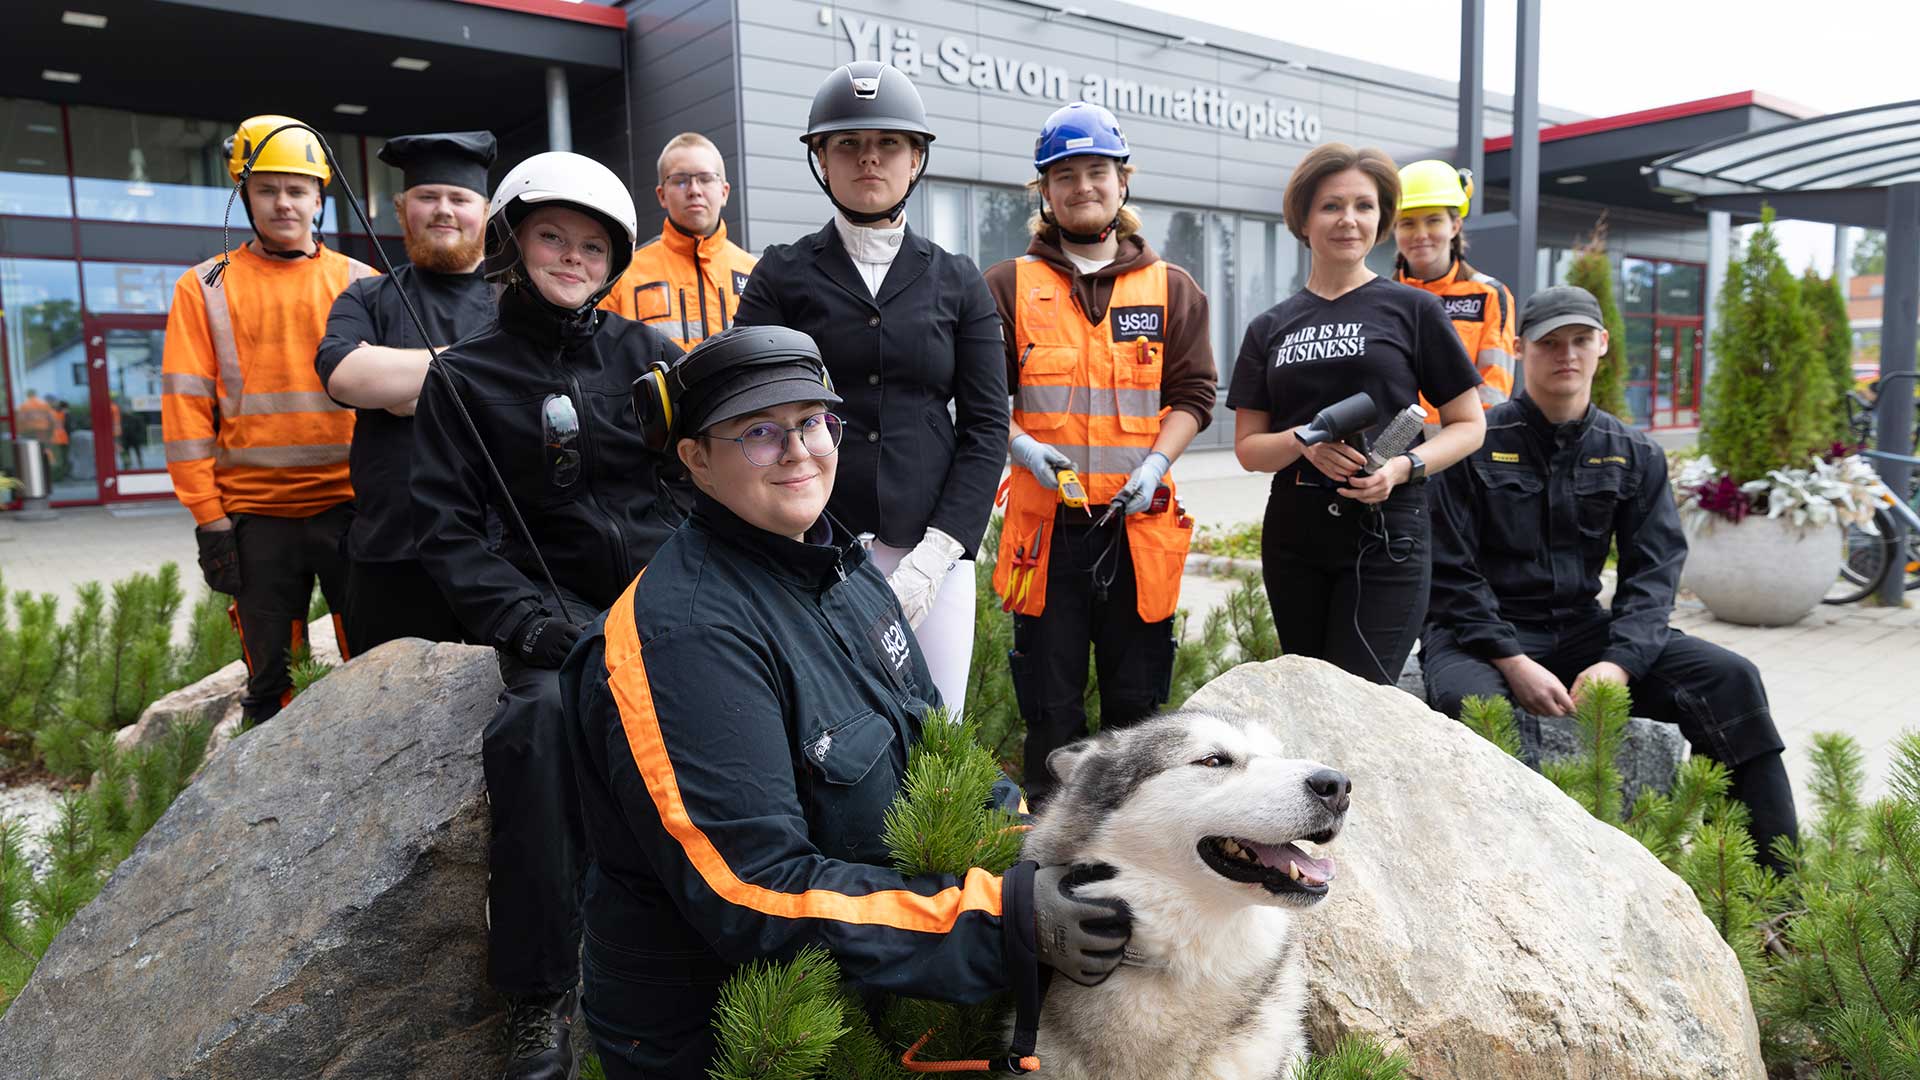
[624,0,748,240]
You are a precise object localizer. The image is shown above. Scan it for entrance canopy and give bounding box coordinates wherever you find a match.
[1648,99,1920,604]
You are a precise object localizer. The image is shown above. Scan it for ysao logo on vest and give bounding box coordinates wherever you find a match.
[1441,294,1488,322]
[1110,305,1165,343]
[732,270,750,295]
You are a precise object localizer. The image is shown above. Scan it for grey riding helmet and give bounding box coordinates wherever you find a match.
[800,61,934,222]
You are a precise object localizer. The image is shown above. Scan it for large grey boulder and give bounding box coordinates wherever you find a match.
[1188,656,1762,1080]
[0,639,505,1079]
[1399,652,1687,802]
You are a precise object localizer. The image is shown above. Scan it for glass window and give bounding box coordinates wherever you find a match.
[1209,211,1234,380]
[66,107,342,229]
[1536,246,1577,289]
[358,137,405,236]
[4,258,86,435]
[1656,261,1703,317]
[0,99,72,217]
[974,186,1032,271]
[926,182,970,258]
[1134,203,1208,291]
[1620,258,1656,315]
[83,261,190,315]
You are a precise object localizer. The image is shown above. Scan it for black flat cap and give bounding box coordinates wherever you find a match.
[378,131,498,196]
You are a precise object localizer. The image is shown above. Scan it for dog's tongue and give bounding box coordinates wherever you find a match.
[1245,840,1335,886]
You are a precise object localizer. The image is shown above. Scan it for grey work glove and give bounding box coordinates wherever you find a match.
[887,527,965,630]
[1113,451,1171,515]
[1010,434,1073,490]
[1034,863,1131,987]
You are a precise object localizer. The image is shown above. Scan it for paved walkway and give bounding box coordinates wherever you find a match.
[3,446,1913,806]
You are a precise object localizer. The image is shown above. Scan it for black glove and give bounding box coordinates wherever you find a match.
[1033,863,1131,987]
[194,525,242,596]
[515,615,583,669]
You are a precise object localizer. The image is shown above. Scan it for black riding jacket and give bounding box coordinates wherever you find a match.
[561,492,1033,1077]
[411,283,686,647]
[1427,395,1688,678]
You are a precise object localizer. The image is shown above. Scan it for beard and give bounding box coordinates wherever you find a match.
[403,220,485,274]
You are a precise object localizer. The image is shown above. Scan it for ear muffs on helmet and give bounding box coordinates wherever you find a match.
[631,327,836,455]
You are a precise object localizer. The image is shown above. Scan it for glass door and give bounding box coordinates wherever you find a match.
[84,317,172,502]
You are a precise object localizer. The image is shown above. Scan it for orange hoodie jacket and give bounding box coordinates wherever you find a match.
[1397,259,1515,423]
[598,218,758,351]
[161,244,374,524]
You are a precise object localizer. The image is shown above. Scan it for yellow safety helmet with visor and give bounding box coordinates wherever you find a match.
[1397,158,1473,218]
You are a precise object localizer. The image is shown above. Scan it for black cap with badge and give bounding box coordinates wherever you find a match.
[377,131,498,197]
[1518,285,1607,341]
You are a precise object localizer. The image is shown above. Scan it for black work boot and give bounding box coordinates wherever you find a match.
[501,988,578,1080]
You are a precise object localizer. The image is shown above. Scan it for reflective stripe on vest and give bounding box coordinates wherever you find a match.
[192,253,373,418]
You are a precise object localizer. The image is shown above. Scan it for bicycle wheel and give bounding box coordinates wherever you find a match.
[1825,508,1893,605]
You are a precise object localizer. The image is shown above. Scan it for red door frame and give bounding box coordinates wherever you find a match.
[1623,255,1708,430]
[77,313,173,506]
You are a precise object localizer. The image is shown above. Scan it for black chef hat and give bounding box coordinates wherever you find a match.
[378,131,498,196]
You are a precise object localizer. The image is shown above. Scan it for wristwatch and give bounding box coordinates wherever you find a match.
[1401,450,1426,483]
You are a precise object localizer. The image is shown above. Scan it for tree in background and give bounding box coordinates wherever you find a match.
[1701,208,1833,483]
[1565,218,1632,421]
[1800,268,1856,441]
[1850,229,1885,276]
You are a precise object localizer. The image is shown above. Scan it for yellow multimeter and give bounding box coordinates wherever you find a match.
[1055,467,1090,514]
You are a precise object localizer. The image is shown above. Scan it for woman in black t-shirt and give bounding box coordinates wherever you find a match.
[1227,143,1486,684]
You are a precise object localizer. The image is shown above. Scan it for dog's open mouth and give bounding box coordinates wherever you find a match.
[1197,834,1337,896]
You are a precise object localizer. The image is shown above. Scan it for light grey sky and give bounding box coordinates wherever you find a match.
[1132,0,1919,272]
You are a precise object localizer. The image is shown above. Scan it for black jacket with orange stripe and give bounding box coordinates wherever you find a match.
[562,492,1032,1075]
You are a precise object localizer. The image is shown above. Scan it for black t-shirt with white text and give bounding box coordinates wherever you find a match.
[1226,277,1478,485]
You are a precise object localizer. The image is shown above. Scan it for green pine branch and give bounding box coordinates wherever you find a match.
[1458,694,1521,758]
[706,946,849,1080]
[1289,1034,1412,1080]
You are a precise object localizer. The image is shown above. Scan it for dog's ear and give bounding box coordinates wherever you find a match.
[1046,740,1098,787]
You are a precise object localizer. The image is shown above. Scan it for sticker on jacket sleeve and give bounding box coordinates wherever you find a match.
[1441,294,1488,322]
[1109,305,1166,343]
[869,614,916,693]
[732,270,751,295]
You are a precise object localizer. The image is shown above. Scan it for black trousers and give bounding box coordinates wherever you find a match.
[1011,517,1175,806]
[1423,613,1798,868]
[230,504,351,723]
[343,557,469,655]
[1262,481,1430,686]
[488,651,587,995]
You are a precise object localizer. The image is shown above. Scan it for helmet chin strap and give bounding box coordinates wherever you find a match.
[808,143,932,226]
[1041,183,1128,246]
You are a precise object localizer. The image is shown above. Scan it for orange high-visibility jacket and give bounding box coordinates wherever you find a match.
[1398,259,1515,422]
[161,244,373,525]
[15,396,54,442]
[598,218,758,351]
[993,257,1194,623]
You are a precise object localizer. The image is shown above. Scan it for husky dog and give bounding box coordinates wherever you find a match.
[1022,708,1350,1080]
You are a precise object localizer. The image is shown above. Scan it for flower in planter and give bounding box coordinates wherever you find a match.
[1675,452,1883,531]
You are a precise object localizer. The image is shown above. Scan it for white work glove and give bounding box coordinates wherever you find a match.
[1114,452,1171,515]
[1010,434,1073,489]
[888,527,965,630]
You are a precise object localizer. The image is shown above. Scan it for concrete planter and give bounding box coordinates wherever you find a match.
[1682,512,1840,626]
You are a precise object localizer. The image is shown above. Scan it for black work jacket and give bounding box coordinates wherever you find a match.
[561,493,1026,1077]
[733,221,1009,557]
[1427,396,1687,678]
[317,264,496,563]
[410,284,687,646]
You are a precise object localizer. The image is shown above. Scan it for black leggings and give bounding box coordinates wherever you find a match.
[1262,480,1430,685]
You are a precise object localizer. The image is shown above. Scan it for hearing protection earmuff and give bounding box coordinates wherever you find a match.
[633,325,836,453]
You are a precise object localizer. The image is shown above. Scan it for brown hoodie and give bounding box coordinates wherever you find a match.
[983,232,1216,430]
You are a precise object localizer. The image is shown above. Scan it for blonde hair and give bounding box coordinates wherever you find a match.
[657,132,725,184]
[1281,143,1400,247]
[1026,160,1142,241]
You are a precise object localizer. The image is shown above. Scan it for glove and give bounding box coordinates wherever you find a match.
[194,525,242,596]
[1113,451,1171,516]
[514,614,584,669]
[1033,863,1131,987]
[887,528,964,630]
[1010,434,1073,490]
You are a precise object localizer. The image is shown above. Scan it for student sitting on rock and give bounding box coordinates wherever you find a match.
[1422,285,1799,872]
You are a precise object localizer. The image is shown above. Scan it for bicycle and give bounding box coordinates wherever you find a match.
[1826,447,1920,605]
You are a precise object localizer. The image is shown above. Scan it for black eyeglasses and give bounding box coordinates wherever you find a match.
[543,393,580,487]
[704,412,843,467]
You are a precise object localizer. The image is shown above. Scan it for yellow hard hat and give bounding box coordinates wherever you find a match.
[1398,159,1473,218]
[225,115,330,185]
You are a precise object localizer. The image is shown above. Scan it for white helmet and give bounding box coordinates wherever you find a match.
[489,151,638,306]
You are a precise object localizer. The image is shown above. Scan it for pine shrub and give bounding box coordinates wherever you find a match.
[1458,694,1521,757]
[1801,268,1857,442]
[1291,1034,1412,1079]
[1565,219,1633,422]
[175,589,240,687]
[1701,207,1834,483]
[1541,680,1631,823]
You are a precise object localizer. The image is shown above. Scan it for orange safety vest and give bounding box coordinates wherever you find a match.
[993,257,1193,623]
[50,408,70,446]
[160,244,374,524]
[1397,259,1515,423]
[598,218,758,351]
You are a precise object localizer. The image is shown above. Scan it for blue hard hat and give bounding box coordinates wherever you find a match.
[1034,103,1129,171]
